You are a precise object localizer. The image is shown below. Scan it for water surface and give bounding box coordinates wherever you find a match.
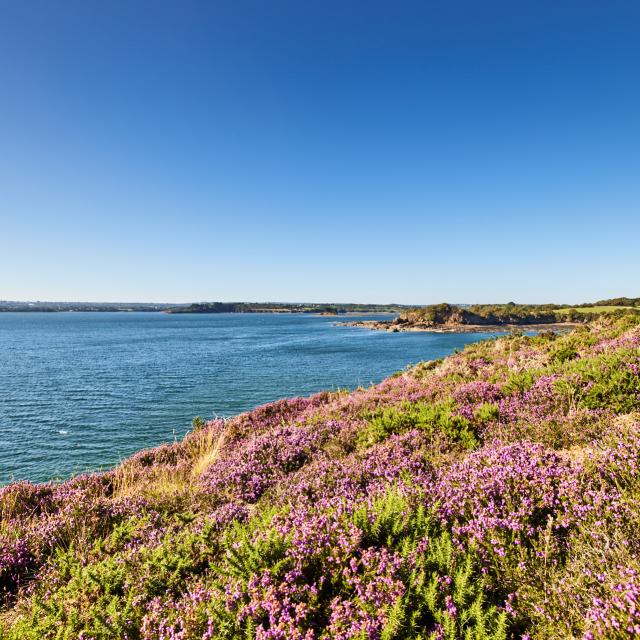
[0,313,500,483]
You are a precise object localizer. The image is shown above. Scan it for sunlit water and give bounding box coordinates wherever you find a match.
[0,312,501,483]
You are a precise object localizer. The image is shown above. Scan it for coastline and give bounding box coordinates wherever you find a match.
[3,316,639,639]
[339,319,581,333]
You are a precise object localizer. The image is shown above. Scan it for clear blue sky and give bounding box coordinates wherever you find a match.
[1,1,639,304]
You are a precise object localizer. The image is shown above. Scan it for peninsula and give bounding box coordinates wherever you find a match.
[342,299,640,332]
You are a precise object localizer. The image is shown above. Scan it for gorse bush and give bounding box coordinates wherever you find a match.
[358,400,478,450]
[1,315,640,639]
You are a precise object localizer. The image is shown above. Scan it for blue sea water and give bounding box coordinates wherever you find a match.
[0,312,501,484]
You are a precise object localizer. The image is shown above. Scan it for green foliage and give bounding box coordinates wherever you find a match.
[213,491,510,640]
[358,400,478,449]
[580,363,640,414]
[412,359,444,379]
[581,296,640,308]
[3,520,215,640]
[549,342,579,364]
[553,350,640,413]
[354,493,509,640]
[398,301,640,330]
[191,416,206,430]
[474,403,500,424]
[502,370,537,395]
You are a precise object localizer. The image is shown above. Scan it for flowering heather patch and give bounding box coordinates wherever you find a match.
[0,537,33,602]
[201,421,344,503]
[593,325,640,353]
[1,315,640,639]
[585,568,640,639]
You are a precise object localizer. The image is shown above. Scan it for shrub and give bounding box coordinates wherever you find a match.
[358,400,478,450]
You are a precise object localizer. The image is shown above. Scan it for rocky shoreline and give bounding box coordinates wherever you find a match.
[339,319,580,333]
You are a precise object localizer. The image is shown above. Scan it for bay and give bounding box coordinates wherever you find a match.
[0,312,500,483]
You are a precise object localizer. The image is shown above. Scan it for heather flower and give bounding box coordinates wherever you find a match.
[2,314,640,639]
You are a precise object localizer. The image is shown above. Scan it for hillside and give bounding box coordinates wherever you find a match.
[2,316,640,638]
[400,303,563,326]
[344,302,640,332]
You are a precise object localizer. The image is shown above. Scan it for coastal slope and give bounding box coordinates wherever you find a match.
[1,316,640,638]
[343,301,639,332]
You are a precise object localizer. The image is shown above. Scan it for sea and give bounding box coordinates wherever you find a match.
[0,312,501,484]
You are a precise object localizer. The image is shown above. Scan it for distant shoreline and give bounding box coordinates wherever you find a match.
[0,303,407,314]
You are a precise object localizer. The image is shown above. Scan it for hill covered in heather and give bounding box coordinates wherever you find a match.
[2,316,640,639]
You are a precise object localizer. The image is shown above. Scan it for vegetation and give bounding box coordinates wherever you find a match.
[2,315,640,638]
[557,306,636,314]
[165,302,409,314]
[0,301,409,314]
[581,296,640,308]
[0,301,180,312]
[389,301,640,328]
[2,298,638,317]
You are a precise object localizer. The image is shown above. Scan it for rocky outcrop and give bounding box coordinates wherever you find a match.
[340,303,579,333]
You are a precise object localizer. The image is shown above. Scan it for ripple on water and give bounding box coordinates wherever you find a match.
[0,312,500,483]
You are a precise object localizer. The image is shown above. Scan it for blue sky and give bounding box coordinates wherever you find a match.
[1,1,639,304]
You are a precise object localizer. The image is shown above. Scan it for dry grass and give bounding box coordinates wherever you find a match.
[0,609,20,633]
[111,463,189,501]
[0,490,23,529]
[0,486,41,536]
[111,426,227,501]
[557,306,636,314]
[190,428,227,478]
